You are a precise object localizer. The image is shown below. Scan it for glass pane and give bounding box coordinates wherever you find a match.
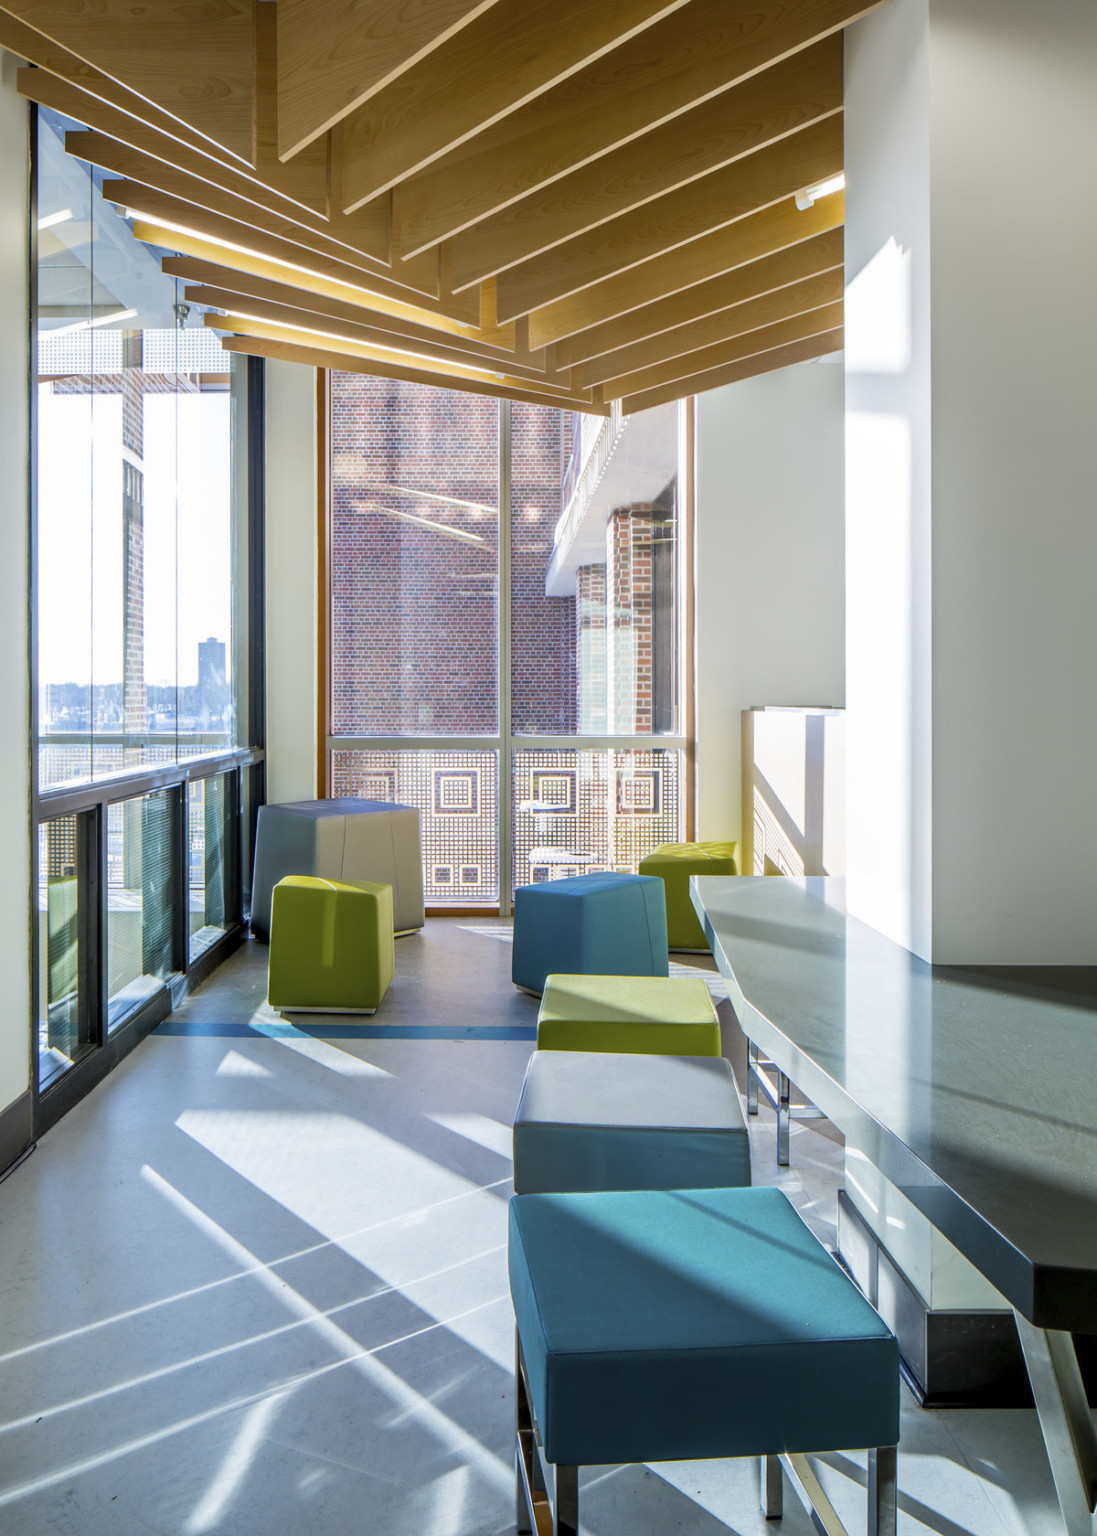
[330,375,499,735]
[37,816,91,1088]
[106,790,176,1027]
[189,775,231,961]
[512,748,682,894]
[331,750,499,904]
[511,401,680,735]
[36,106,245,791]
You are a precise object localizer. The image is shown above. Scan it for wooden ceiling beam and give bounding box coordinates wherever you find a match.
[20,66,331,223]
[599,300,844,397]
[333,0,689,212]
[276,0,504,160]
[0,0,255,162]
[185,286,560,384]
[496,114,843,320]
[528,190,843,346]
[443,36,841,285]
[618,326,844,413]
[158,254,491,342]
[575,267,845,386]
[553,227,844,365]
[105,182,477,319]
[217,333,610,416]
[0,14,250,164]
[393,0,880,257]
[162,256,519,348]
[60,123,395,271]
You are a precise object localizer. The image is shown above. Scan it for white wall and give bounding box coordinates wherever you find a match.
[694,361,845,847]
[0,53,31,1124]
[843,0,934,957]
[264,359,318,805]
[845,0,1097,963]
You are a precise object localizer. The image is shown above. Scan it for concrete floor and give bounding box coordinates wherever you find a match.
[0,920,1069,1535]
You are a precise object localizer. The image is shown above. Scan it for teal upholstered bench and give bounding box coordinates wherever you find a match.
[512,1050,750,1194]
[511,872,668,995]
[510,1186,899,1536]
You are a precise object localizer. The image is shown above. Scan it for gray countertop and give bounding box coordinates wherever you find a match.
[691,875,1097,1331]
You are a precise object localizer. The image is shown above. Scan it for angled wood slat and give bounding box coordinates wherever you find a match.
[619,325,844,413]
[599,299,844,396]
[575,267,845,386]
[217,334,610,416]
[277,0,504,160]
[184,285,558,384]
[393,0,879,256]
[528,190,844,346]
[495,113,843,320]
[160,255,493,343]
[553,227,844,365]
[443,36,842,285]
[69,129,439,287]
[253,2,330,216]
[1,14,251,164]
[104,181,458,315]
[207,312,579,401]
[0,0,256,162]
[163,259,522,351]
[21,69,327,225]
[334,0,689,212]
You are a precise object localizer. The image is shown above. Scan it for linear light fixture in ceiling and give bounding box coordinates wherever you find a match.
[38,208,74,231]
[795,173,845,211]
[51,306,138,336]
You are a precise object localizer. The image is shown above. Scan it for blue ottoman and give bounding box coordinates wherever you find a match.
[513,1051,750,1194]
[510,1186,899,1535]
[511,872,669,995]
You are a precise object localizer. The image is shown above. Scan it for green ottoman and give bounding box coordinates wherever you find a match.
[267,875,394,1014]
[537,974,721,1056]
[639,840,738,951]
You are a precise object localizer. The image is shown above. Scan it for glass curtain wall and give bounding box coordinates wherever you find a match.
[33,106,258,1105]
[328,376,685,907]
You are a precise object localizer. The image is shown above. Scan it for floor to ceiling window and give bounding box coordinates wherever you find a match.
[326,375,688,911]
[33,105,263,1123]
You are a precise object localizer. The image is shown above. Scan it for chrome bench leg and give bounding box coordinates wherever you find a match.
[868,1446,897,1536]
[760,1454,783,1519]
[553,1465,579,1536]
[777,1070,791,1166]
[1014,1311,1097,1536]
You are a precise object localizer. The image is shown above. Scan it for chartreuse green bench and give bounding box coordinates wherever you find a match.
[510,1186,899,1536]
[512,1049,750,1194]
[536,973,721,1056]
[638,840,738,951]
[267,875,394,1014]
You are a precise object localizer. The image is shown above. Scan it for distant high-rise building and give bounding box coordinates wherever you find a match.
[198,638,226,691]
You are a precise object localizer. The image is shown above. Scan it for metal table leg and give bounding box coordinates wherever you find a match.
[1014,1310,1097,1536]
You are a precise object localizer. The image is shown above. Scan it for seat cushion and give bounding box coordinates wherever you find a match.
[509,1186,899,1467]
[513,1051,750,1194]
[537,974,720,1055]
[639,842,738,951]
[268,875,394,1013]
[511,873,669,995]
[252,799,424,938]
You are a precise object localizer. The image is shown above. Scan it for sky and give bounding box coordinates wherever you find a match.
[37,385,234,691]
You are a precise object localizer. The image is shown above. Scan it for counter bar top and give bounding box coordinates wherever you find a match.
[692,875,1097,1331]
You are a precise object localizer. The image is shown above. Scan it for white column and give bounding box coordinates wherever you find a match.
[0,51,32,1145]
[845,0,1097,963]
[264,359,318,805]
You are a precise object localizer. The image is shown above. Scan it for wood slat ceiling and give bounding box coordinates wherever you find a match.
[12,0,885,414]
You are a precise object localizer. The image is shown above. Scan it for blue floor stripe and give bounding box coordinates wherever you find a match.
[156,1019,537,1041]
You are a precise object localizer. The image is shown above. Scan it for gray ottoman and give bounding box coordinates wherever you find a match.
[251,799,424,939]
[513,1050,751,1195]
